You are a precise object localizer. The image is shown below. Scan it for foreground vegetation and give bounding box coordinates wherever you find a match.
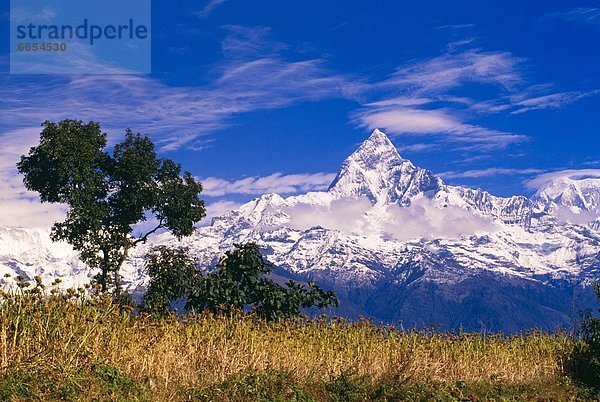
[0,289,596,401]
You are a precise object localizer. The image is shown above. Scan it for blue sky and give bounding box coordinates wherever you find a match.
[0,0,599,227]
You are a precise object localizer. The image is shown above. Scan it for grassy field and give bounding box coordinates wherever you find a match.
[0,288,595,401]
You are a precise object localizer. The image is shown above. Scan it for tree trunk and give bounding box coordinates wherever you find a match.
[100,270,107,293]
[100,247,110,293]
[113,270,121,298]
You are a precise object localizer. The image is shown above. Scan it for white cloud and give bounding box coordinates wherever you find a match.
[382,198,499,241]
[0,26,362,152]
[396,143,439,153]
[9,42,136,75]
[201,172,336,197]
[381,49,522,94]
[284,197,498,242]
[435,24,476,30]
[511,90,600,114]
[355,107,526,150]
[553,207,598,226]
[353,49,528,150]
[358,108,459,134]
[0,127,67,228]
[284,197,373,235]
[10,6,57,24]
[471,84,600,116]
[353,47,598,150]
[540,7,600,25]
[440,167,544,180]
[1,28,592,156]
[201,200,242,226]
[196,0,228,18]
[524,169,600,190]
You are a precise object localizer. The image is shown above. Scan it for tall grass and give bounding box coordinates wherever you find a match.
[0,286,586,401]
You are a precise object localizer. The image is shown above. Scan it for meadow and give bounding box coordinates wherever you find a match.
[0,285,595,401]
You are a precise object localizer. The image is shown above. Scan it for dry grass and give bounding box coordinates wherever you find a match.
[0,288,583,401]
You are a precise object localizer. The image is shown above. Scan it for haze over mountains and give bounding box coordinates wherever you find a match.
[1,129,599,332]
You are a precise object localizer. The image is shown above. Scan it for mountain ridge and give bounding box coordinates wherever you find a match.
[1,129,599,332]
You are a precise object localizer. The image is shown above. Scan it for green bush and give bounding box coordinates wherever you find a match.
[95,363,141,398]
[185,369,314,402]
[570,283,600,392]
[0,371,33,400]
[142,245,198,314]
[142,243,339,321]
[326,371,373,402]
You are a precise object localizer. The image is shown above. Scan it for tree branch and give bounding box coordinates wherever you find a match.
[133,219,164,246]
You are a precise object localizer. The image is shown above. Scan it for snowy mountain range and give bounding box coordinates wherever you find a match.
[1,129,599,332]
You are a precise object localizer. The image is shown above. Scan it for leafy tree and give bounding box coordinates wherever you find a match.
[17,120,206,295]
[142,243,339,320]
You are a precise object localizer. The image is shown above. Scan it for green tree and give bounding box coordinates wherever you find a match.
[17,120,206,295]
[142,243,339,320]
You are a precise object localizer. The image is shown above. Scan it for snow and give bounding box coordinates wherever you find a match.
[1,129,599,297]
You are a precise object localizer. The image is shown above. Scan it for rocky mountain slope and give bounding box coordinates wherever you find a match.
[1,129,599,332]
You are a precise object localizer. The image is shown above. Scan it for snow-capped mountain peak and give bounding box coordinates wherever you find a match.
[324,130,528,225]
[327,129,443,205]
[533,170,600,214]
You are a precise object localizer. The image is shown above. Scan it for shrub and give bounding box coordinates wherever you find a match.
[570,282,600,391]
[142,242,339,320]
[142,245,197,314]
[325,371,372,402]
[185,369,314,402]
